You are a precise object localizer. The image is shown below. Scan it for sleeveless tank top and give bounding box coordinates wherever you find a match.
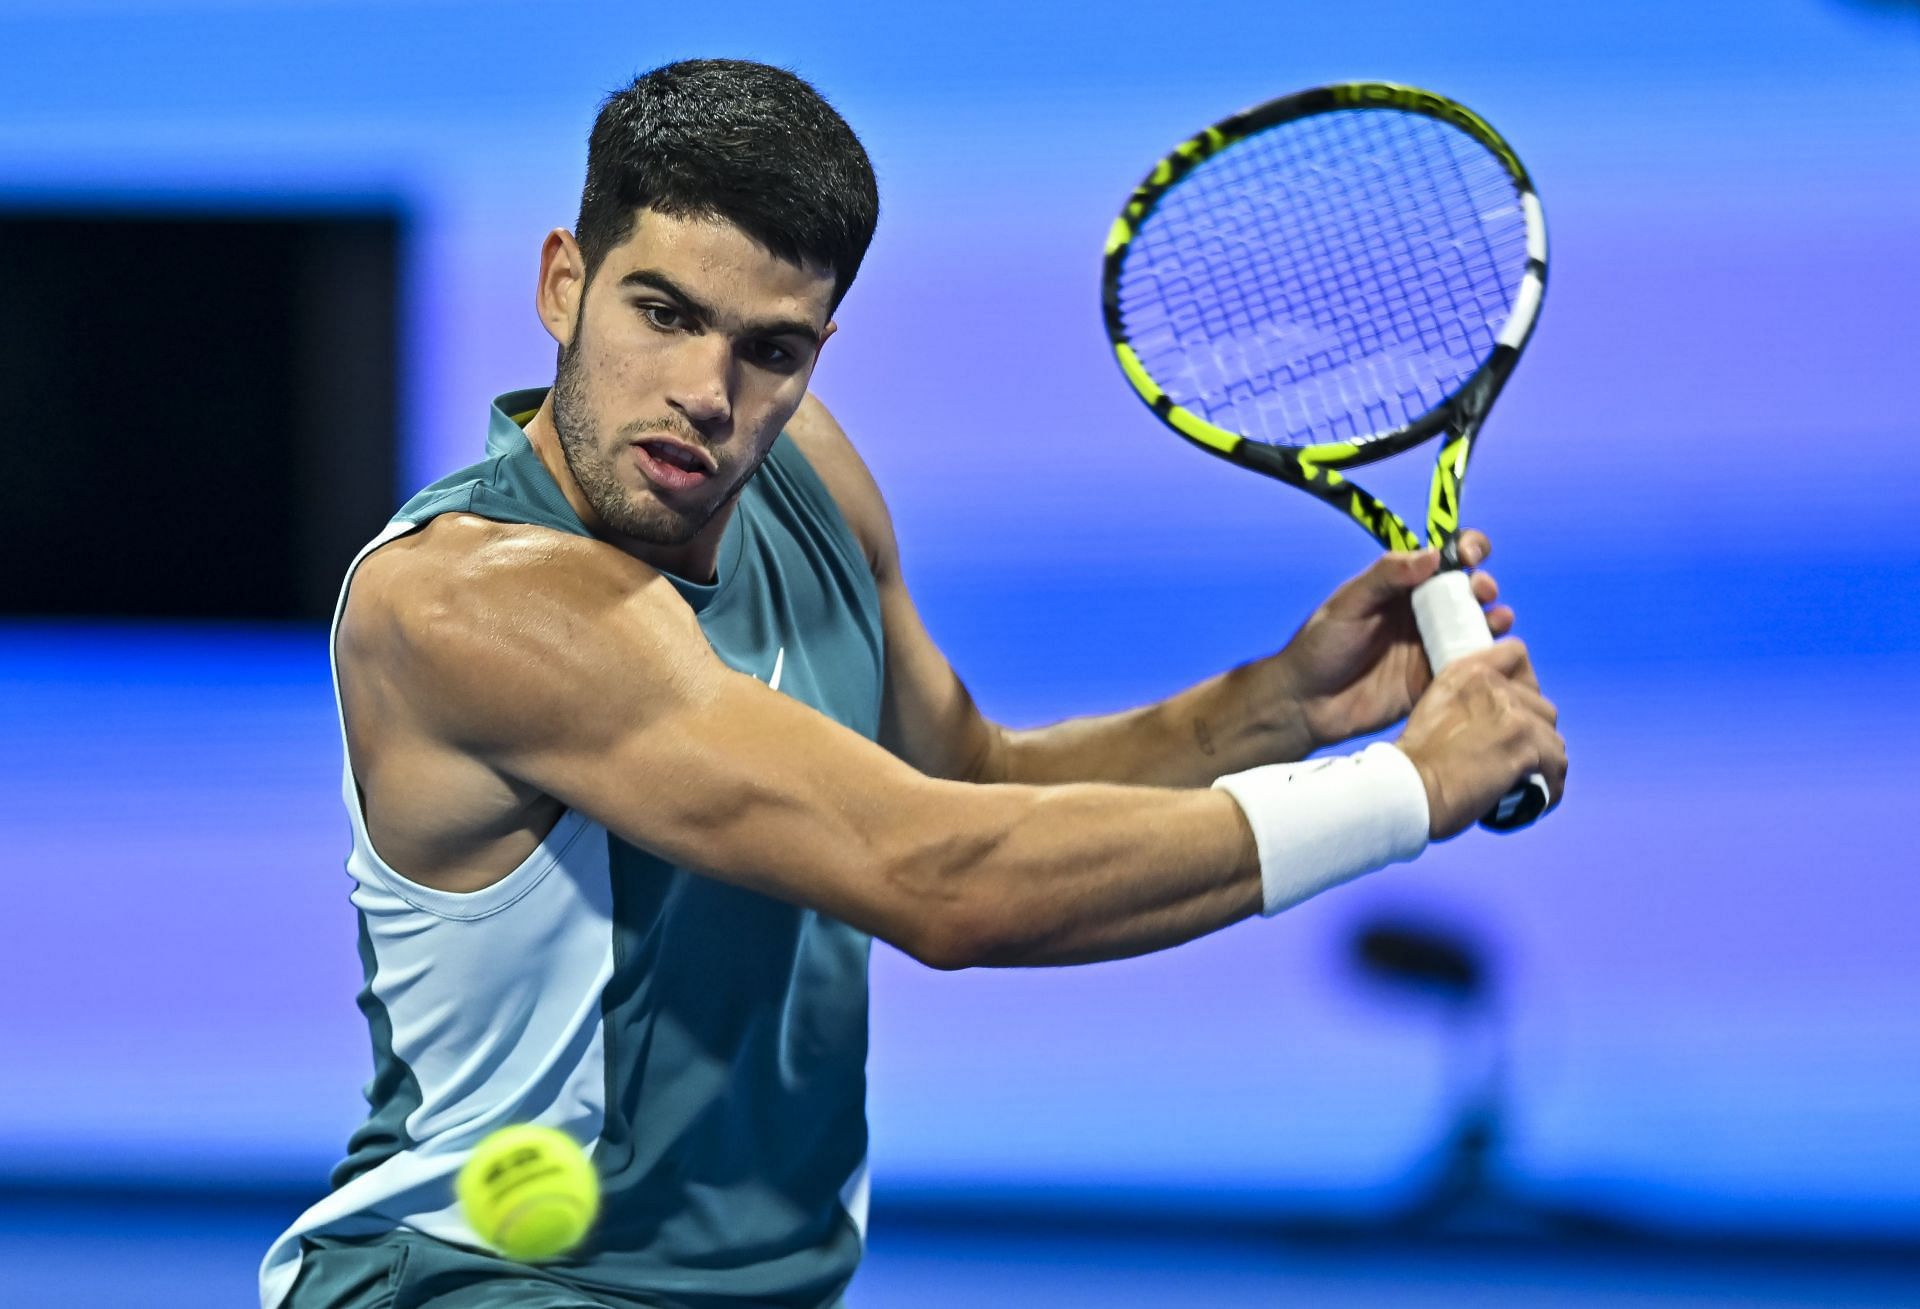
[260,389,885,1308]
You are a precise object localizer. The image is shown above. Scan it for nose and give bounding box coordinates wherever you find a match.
[667,333,732,432]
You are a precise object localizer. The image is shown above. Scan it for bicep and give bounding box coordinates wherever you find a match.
[520,656,961,942]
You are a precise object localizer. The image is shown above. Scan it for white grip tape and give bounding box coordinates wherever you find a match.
[1412,569,1490,670]
[1412,568,1551,831]
[1213,743,1430,917]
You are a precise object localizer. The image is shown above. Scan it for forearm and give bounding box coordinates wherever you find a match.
[881,741,1426,968]
[895,781,1265,967]
[986,653,1318,788]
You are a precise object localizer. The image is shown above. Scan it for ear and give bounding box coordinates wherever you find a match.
[536,229,587,347]
[794,321,838,396]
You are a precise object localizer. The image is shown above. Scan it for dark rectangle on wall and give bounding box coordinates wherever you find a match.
[0,210,401,620]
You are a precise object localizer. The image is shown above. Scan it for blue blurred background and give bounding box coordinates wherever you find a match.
[5,0,1920,1303]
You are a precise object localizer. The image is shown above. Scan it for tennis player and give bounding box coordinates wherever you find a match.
[262,58,1565,1309]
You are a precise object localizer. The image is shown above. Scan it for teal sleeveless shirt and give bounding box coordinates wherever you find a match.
[261,389,884,1309]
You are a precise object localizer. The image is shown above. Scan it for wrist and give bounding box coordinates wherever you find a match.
[1212,742,1430,916]
[1250,647,1324,759]
[1394,740,1444,837]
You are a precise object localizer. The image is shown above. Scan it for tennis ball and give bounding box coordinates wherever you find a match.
[456,1123,600,1262]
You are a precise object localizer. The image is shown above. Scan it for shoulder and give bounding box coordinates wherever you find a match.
[341,514,704,745]
[782,391,897,575]
[349,514,647,627]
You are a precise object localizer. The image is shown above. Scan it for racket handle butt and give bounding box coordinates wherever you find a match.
[1481,771,1551,832]
[1411,569,1550,834]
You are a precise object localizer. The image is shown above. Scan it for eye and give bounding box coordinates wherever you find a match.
[639,303,684,331]
[745,339,797,369]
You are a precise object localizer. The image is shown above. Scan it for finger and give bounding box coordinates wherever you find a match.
[1455,529,1491,568]
[1460,639,1541,696]
[1504,645,1543,695]
[1470,569,1500,606]
[1457,638,1536,688]
[1352,547,1439,608]
[1497,719,1566,814]
[1505,681,1558,727]
[1485,604,1515,637]
[1530,723,1568,809]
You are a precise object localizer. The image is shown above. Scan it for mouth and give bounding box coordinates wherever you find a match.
[631,437,717,493]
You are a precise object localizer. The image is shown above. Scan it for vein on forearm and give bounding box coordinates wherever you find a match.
[907,781,1261,967]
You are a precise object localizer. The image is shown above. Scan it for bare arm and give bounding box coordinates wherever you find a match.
[989,663,1310,787]
[354,513,1264,970]
[347,508,1557,969]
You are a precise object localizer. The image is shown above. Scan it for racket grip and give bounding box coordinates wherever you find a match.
[1410,569,1550,833]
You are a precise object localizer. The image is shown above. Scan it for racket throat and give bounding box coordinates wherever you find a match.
[1427,428,1479,560]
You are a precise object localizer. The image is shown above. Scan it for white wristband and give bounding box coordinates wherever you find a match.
[1212,742,1431,916]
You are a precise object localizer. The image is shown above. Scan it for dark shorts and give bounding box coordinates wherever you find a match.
[289,1233,642,1309]
[285,1233,849,1309]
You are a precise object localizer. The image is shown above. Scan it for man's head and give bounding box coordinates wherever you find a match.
[533,60,878,573]
[576,59,879,314]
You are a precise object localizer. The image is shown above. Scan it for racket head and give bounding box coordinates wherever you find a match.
[1103,83,1547,546]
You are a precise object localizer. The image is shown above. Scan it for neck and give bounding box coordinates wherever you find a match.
[521,391,734,584]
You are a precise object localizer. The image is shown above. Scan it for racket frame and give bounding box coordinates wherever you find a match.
[1101,81,1548,558]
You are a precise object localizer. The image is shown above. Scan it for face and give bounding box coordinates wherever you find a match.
[540,210,836,567]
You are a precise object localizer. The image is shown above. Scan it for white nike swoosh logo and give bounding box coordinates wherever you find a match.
[768,646,785,692]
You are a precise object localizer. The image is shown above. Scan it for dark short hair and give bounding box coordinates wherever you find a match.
[576,59,879,310]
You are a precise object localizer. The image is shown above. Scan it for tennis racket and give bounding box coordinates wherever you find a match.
[1102,81,1550,831]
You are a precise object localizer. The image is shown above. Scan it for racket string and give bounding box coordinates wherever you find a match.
[1118,108,1530,449]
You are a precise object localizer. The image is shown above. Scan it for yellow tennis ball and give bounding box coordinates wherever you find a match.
[456,1123,600,1262]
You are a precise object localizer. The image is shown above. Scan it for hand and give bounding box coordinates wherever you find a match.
[1395,640,1566,839]
[1277,530,1512,750]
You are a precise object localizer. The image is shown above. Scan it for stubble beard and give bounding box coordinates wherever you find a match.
[549,329,770,549]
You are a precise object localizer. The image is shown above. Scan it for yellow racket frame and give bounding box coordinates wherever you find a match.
[1101,81,1547,557]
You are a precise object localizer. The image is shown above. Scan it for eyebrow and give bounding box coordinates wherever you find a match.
[616,268,823,345]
